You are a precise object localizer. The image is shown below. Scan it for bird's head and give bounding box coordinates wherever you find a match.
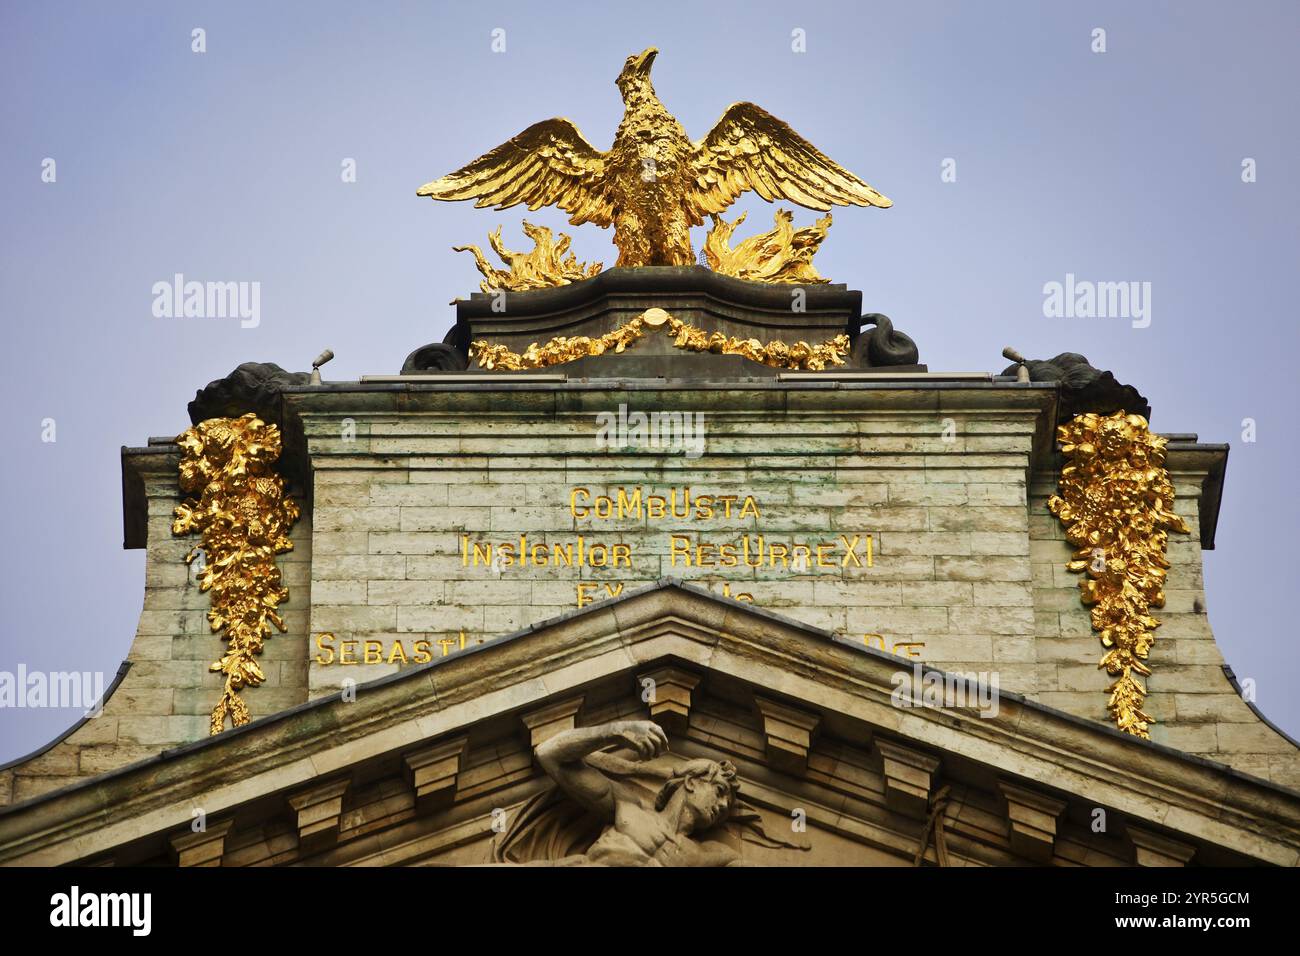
[616,47,659,100]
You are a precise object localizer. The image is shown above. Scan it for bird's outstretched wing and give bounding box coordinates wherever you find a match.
[417,118,614,226]
[689,103,892,218]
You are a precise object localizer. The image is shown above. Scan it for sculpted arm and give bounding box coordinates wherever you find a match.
[535,720,670,818]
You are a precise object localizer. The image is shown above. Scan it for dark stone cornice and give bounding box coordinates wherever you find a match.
[439,266,924,373]
[454,265,862,325]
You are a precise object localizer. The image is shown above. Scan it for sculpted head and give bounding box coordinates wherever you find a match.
[655,758,739,833]
[616,47,659,97]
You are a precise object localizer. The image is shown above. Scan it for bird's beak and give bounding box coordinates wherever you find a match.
[634,47,658,74]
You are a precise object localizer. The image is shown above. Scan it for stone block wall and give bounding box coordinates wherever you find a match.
[301,386,1049,700]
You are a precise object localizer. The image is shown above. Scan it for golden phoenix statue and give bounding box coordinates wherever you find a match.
[417,47,891,268]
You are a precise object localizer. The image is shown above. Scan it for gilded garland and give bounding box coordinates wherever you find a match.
[470,308,850,372]
[471,313,650,370]
[663,314,848,370]
[172,414,300,735]
[1047,411,1189,738]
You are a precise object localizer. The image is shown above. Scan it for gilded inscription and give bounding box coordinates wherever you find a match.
[461,534,634,569]
[452,486,879,610]
[570,486,761,521]
[668,533,871,570]
[315,631,470,666]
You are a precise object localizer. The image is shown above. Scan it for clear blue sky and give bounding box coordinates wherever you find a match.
[2,0,1298,760]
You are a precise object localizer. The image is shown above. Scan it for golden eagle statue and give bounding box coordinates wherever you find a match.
[417,47,891,268]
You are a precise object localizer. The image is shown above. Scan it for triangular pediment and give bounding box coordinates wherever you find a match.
[1,579,1297,866]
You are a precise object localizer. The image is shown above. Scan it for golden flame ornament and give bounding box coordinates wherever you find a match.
[455,221,602,292]
[1047,411,1189,738]
[172,414,300,735]
[703,209,833,284]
